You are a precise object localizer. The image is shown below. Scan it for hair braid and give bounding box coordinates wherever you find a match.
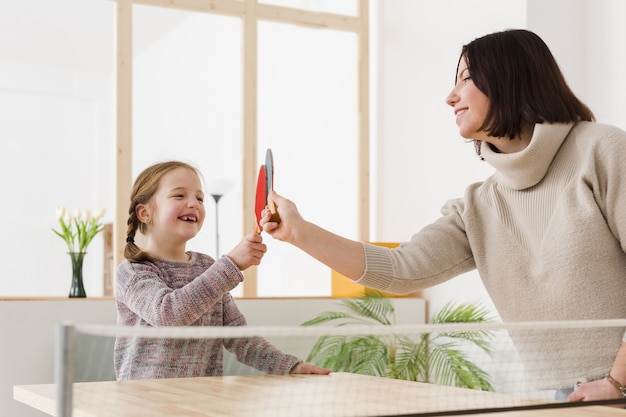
[124,198,147,262]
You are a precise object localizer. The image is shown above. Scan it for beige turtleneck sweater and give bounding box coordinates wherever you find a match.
[358,121,626,389]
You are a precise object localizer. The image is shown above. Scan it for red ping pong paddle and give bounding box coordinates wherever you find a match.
[254,165,267,233]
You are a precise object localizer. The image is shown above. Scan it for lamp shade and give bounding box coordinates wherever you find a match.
[205,179,234,197]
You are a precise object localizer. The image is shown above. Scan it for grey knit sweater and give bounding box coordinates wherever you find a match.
[358,122,626,389]
[114,252,300,380]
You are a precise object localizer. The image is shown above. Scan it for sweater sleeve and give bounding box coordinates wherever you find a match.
[582,124,626,342]
[224,335,301,374]
[116,255,243,327]
[356,197,476,294]
[221,294,301,374]
[589,124,626,255]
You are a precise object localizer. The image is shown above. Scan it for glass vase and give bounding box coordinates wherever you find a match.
[68,252,87,298]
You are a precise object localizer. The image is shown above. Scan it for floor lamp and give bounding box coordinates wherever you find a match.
[206,179,234,259]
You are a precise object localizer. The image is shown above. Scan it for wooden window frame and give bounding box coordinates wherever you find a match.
[114,0,369,296]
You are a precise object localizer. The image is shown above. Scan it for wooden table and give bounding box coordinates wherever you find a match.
[14,372,626,417]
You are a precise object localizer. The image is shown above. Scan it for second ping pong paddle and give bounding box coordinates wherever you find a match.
[254,165,267,233]
[253,149,281,233]
[264,149,280,223]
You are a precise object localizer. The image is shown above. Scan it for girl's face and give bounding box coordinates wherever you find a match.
[148,167,206,247]
[446,57,491,142]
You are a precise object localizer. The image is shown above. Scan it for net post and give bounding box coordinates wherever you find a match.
[55,322,76,417]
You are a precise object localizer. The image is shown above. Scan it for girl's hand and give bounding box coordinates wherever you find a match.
[226,232,267,270]
[290,362,331,375]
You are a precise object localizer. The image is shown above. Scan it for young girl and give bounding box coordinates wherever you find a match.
[114,160,329,380]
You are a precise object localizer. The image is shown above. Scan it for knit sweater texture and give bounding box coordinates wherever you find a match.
[357,121,626,389]
[114,252,300,380]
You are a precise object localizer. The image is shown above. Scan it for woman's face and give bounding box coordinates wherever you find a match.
[446,57,491,141]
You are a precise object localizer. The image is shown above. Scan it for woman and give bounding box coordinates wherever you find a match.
[260,29,626,402]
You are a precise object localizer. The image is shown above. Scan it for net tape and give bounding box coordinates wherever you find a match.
[74,318,626,339]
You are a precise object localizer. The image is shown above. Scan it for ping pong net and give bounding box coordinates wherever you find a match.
[47,319,626,416]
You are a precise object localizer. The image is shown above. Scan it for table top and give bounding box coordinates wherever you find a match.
[14,372,626,417]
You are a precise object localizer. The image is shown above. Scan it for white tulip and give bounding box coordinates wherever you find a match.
[56,206,66,221]
[53,206,106,254]
[93,208,106,221]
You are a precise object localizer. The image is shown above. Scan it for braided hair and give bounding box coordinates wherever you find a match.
[124,161,200,263]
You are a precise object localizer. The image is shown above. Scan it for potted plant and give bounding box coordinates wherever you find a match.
[52,206,106,297]
[301,290,495,390]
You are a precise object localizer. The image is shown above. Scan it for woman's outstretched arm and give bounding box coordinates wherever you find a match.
[260,190,366,281]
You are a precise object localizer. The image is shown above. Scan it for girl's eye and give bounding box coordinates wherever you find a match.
[462,76,471,82]
[197,197,204,203]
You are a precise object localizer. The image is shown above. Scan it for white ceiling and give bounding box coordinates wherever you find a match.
[0,0,114,73]
[0,0,188,74]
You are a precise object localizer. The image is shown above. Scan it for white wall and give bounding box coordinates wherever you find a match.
[0,61,113,297]
[236,297,425,326]
[3,300,117,417]
[586,0,626,127]
[0,0,116,297]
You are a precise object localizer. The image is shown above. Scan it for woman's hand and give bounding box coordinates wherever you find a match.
[568,377,624,404]
[260,191,304,244]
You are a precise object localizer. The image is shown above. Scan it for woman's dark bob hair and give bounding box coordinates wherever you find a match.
[458,29,594,154]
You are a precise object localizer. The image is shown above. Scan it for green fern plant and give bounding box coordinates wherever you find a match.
[301,290,495,390]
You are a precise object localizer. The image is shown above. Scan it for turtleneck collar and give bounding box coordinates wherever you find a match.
[481,122,575,190]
